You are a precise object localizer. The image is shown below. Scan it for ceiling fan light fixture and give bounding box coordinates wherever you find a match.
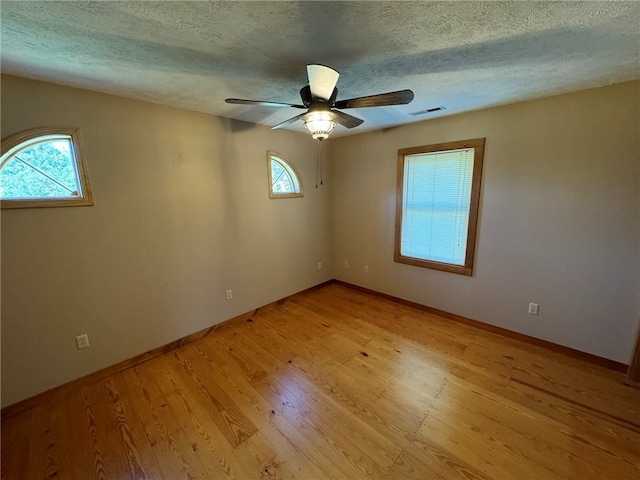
[227,65,414,137]
[304,111,335,140]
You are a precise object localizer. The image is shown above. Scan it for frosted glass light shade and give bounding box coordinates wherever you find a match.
[304,112,335,140]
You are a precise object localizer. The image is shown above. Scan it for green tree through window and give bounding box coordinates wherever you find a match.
[0,127,93,209]
[267,151,303,198]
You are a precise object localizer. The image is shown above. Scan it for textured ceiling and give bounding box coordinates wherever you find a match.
[1,1,639,137]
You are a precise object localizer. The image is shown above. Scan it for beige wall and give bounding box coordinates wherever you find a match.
[2,75,638,407]
[331,81,640,364]
[1,75,333,407]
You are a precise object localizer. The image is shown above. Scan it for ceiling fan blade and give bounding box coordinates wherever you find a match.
[226,98,305,108]
[334,89,414,109]
[272,113,306,130]
[307,64,340,101]
[332,110,364,129]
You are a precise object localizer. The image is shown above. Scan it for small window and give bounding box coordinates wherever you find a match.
[268,151,303,198]
[395,138,485,276]
[0,127,93,209]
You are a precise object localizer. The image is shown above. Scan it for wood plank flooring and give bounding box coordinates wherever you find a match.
[2,282,639,479]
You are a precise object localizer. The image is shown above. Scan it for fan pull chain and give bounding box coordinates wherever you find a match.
[320,140,323,186]
[315,139,324,188]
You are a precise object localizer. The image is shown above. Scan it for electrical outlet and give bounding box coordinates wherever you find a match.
[343,260,349,269]
[75,334,90,350]
[364,265,369,274]
[528,303,539,315]
[226,289,233,300]
[317,262,322,270]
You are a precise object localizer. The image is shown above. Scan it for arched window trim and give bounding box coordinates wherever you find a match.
[267,151,304,199]
[0,127,93,209]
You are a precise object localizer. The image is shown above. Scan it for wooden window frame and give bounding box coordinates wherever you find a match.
[0,127,94,209]
[267,151,303,199]
[394,138,485,276]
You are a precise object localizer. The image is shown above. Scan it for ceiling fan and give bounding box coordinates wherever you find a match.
[225,64,414,140]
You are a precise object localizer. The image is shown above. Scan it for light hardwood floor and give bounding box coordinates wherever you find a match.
[2,282,639,479]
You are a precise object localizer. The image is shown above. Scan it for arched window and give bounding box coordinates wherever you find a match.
[268,151,303,198]
[0,127,93,209]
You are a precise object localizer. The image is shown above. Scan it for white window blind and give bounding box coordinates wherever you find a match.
[401,148,474,266]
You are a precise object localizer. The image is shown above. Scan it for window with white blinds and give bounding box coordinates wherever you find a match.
[395,138,485,276]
